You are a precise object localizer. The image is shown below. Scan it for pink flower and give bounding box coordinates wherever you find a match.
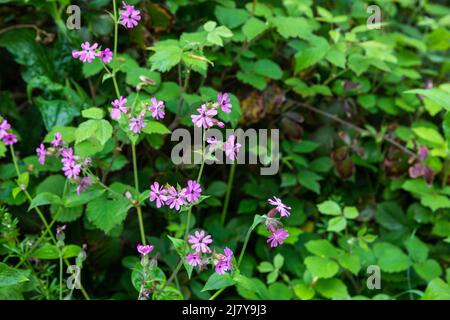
[100,48,113,63]
[149,182,166,208]
[188,230,213,253]
[36,143,48,165]
[268,196,291,217]
[76,177,91,195]
[3,133,17,145]
[215,260,228,274]
[191,104,217,128]
[137,244,154,255]
[418,146,429,161]
[184,180,201,203]
[61,148,76,167]
[111,96,129,120]
[148,97,165,120]
[63,163,81,179]
[52,132,62,148]
[186,252,202,267]
[224,134,241,161]
[119,2,141,29]
[0,119,11,139]
[129,111,146,133]
[267,228,289,248]
[164,186,187,211]
[217,92,232,113]
[72,42,100,63]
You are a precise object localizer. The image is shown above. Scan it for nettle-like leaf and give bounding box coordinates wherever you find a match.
[148,40,183,73]
[373,242,410,273]
[86,196,132,233]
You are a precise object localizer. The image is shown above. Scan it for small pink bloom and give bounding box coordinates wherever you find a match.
[137,244,154,255]
[217,92,232,113]
[129,111,146,133]
[120,2,141,29]
[72,42,100,63]
[0,119,11,139]
[76,177,91,195]
[148,97,165,120]
[164,186,187,211]
[149,181,166,208]
[36,143,48,165]
[267,228,289,248]
[100,48,113,63]
[52,132,62,148]
[268,196,291,217]
[191,104,217,128]
[111,96,129,120]
[224,135,241,161]
[3,133,17,145]
[188,230,213,253]
[184,180,201,203]
[63,163,81,179]
[186,252,202,267]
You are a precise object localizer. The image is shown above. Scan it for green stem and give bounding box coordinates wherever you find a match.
[59,249,63,300]
[166,129,207,289]
[132,142,146,245]
[9,145,91,300]
[112,0,118,59]
[220,161,236,226]
[210,219,256,300]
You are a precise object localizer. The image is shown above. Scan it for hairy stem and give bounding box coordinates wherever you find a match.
[132,142,146,245]
[221,161,236,226]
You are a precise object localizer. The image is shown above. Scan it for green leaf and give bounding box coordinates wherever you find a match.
[75,119,112,146]
[404,236,429,263]
[294,282,315,300]
[35,97,80,131]
[215,6,249,29]
[82,107,104,119]
[414,260,442,282]
[257,261,274,273]
[142,121,171,135]
[412,127,445,147]
[375,202,408,231]
[315,278,349,299]
[337,254,361,275]
[253,59,283,80]
[317,200,341,215]
[343,206,358,219]
[421,278,450,300]
[405,88,450,111]
[305,239,341,258]
[242,17,267,41]
[304,256,339,279]
[167,236,193,279]
[82,58,103,78]
[373,242,410,273]
[0,263,30,288]
[201,273,235,292]
[86,197,131,233]
[28,192,62,211]
[31,244,59,259]
[273,254,284,269]
[297,169,321,194]
[149,40,183,72]
[271,17,313,39]
[327,216,347,232]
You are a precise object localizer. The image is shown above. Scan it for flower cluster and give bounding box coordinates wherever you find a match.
[265,196,291,248]
[0,118,17,145]
[119,1,141,29]
[110,96,166,134]
[408,146,434,184]
[36,133,92,195]
[72,41,112,64]
[149,180,201,211]
[207,134,242,161]
[186,230,234,275]
[191,92,232,129]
